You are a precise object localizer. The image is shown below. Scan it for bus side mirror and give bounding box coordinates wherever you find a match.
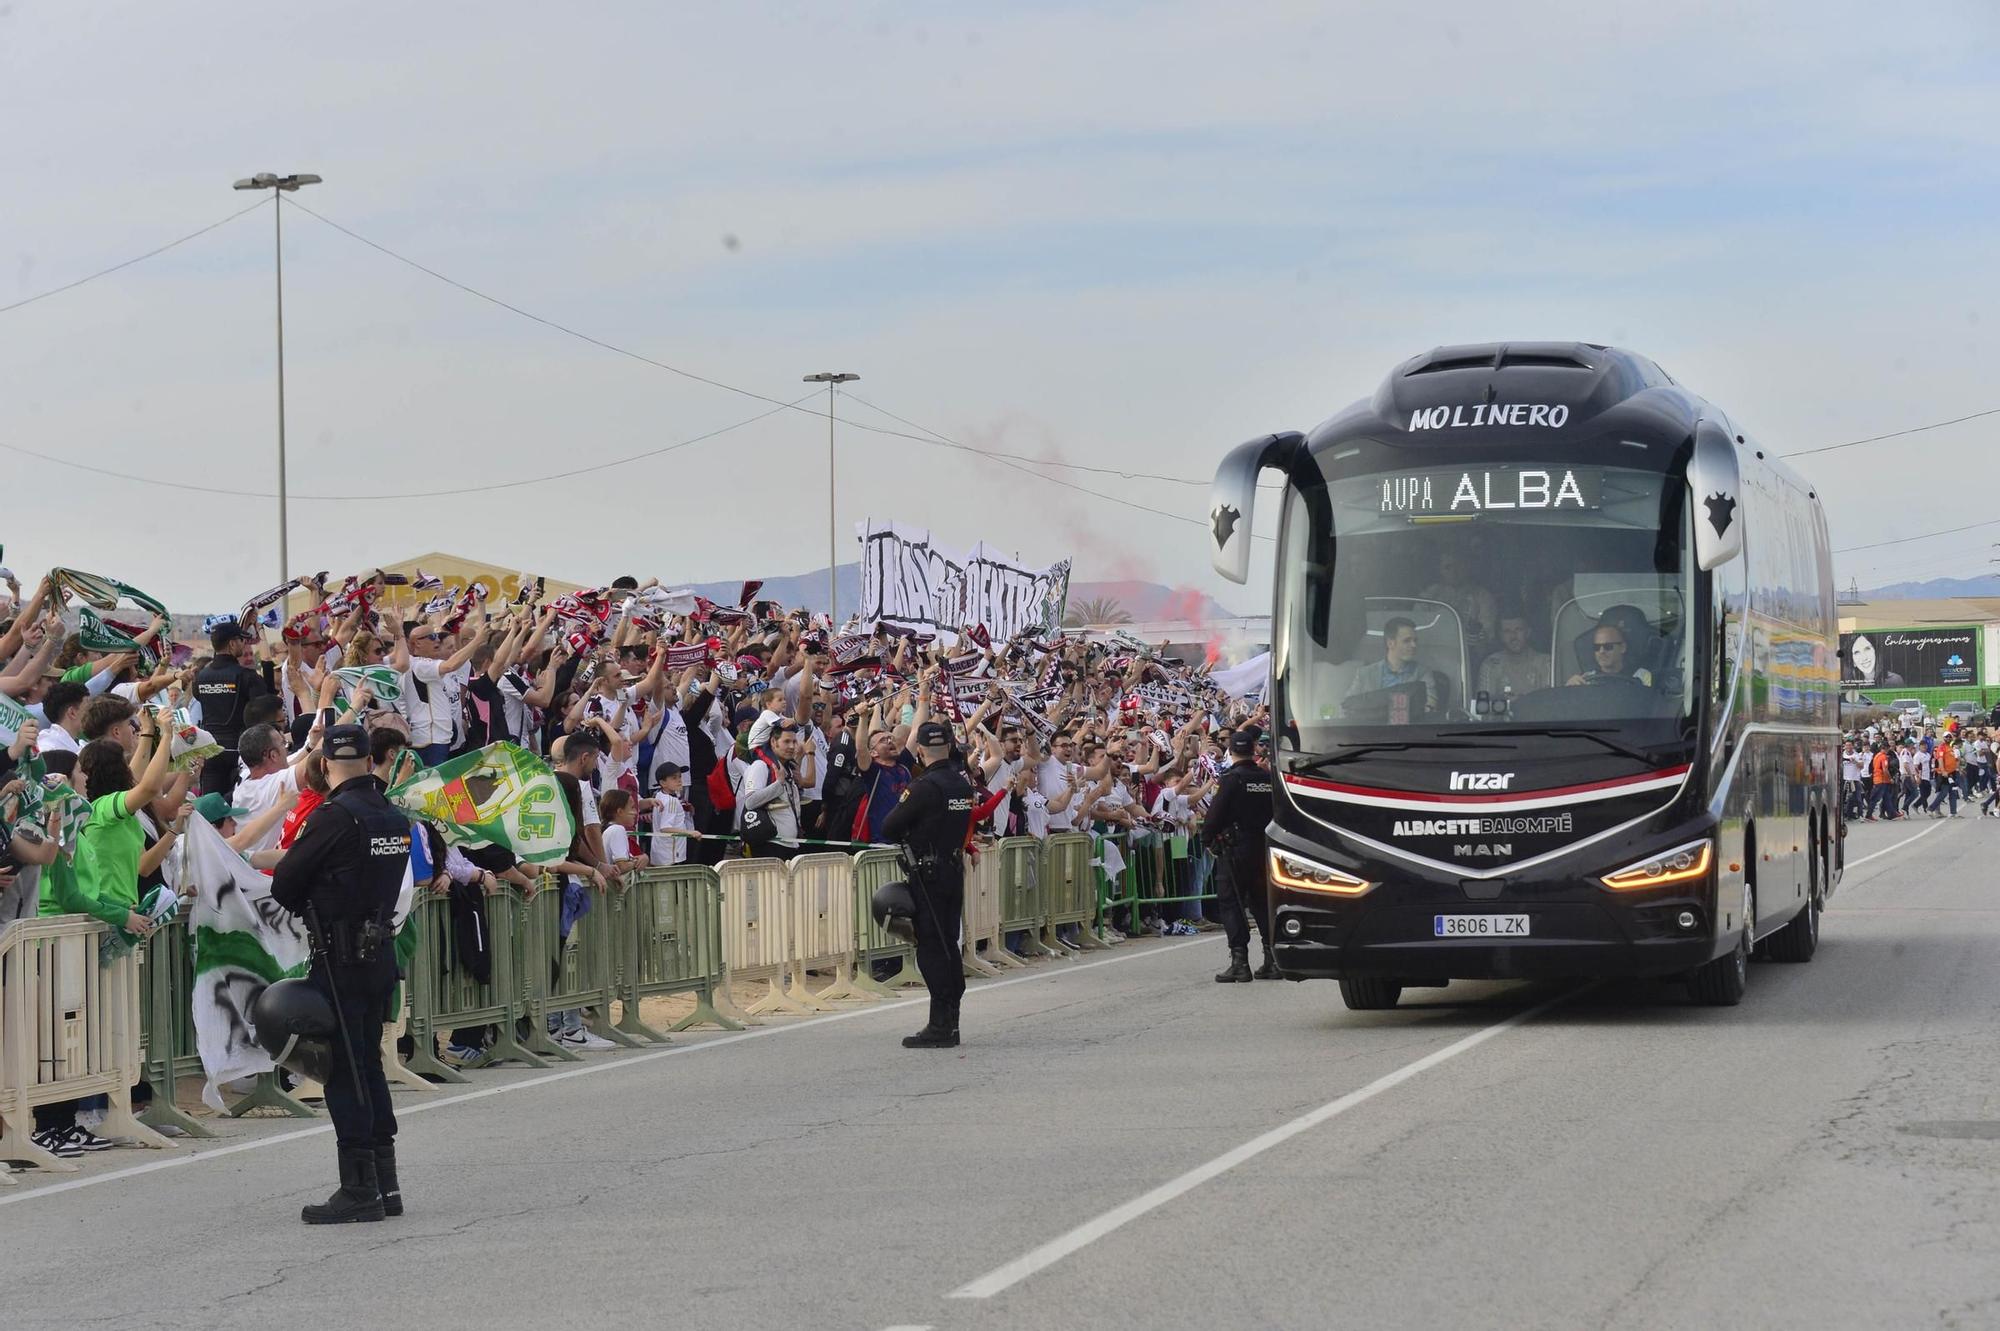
[1209,431,1306,583]
[1689,424,1743,572]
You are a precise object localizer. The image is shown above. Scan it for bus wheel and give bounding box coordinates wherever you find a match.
[1766,845,1820,964]
[1687,893,1751,1006]
[1339,977,1403,1010]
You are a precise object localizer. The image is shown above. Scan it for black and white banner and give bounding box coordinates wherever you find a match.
[856,520,1070,643]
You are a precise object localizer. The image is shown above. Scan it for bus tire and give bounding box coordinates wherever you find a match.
[1767,828,1820,964]
[1687,893,1751,1006]
[1339,977,1403,1010]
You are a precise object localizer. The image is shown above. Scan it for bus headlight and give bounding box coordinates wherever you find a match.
[1599,839,1713,891]
[1269,849,1375,897]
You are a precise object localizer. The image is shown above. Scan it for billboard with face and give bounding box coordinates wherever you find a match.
[1840,626,1977,689]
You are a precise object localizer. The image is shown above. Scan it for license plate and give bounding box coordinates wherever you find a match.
[1433,913,1530,938]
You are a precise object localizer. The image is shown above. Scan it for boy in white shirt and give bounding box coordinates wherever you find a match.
[647,762,700,866]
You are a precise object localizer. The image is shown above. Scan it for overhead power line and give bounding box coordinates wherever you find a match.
[0,200,268,316]
[1780,407,2000,459]
[1832,515,2000,556]
[0,390,819,500]
[839,390,1276,543]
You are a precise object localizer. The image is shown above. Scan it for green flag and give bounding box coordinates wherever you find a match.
[334,664,404,704]
[387,742,574,866]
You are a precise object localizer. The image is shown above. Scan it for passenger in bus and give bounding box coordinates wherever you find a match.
[1476,612,1554,709]
[1346,618,1432,698]
[1421,550,1499,651]
[1565,623,1654,688]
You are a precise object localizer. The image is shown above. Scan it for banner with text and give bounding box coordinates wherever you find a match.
[1841,626,1978,690]
[856,521,1070,643]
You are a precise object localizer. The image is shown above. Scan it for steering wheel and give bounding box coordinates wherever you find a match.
[1582,671,1646,688]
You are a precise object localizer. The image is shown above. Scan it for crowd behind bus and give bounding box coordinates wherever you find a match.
[1841,706,2000,822]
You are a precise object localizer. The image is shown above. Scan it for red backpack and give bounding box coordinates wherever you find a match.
[707,757,736,815]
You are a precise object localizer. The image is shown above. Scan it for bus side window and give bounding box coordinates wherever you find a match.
[1715,551,1746,710]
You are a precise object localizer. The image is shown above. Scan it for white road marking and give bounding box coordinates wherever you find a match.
[1844,817,1950,873]
[878,1325,934,1330]
[0,935,1218,1209]
[948,985,1583,1300]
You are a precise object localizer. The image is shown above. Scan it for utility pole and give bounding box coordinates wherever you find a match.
[232,171,323,587]
[802,371,860,622]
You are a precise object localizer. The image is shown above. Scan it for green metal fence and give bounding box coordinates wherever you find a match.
[517,878,643,1060]
[848,848,924,991]
[611,865,741,1040]
[996,836,1058,958]
[404,889,549,1082]
[1041,832,1101,952]
[138,919,213,1137]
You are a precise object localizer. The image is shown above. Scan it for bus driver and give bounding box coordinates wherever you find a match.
[1565,622,1654,688]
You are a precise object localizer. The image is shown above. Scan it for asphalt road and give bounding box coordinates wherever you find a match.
[6,814,1998,1330]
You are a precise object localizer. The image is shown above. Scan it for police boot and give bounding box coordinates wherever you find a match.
[1253,943,1282,980]
[902,1024,960,1049]
[1214,947,1252,983]
[302,1147,386,1224]
[373,1144,403,1217]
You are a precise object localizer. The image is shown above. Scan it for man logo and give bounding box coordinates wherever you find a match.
[1453,843,1513,858]
[1448,771,1514,791]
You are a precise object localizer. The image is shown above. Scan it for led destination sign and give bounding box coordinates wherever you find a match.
[1377,466,1603,515]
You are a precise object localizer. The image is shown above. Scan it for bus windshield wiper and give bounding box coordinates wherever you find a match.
[1288,739,1503,776]
[1437,725,1658,765]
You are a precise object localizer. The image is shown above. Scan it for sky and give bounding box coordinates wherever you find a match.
[2,1,1996,616]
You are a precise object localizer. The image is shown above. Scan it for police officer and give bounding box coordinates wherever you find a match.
[271,724,413,1224]
[193,620,271,799]
[881,720,977,1048]
[1203,725,1277,983]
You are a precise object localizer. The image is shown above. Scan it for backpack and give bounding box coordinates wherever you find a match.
[707,757,736,815]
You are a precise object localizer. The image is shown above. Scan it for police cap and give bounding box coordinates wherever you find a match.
[324,723,370,760]
[914,720,953,749]
[1229,725,1262,757]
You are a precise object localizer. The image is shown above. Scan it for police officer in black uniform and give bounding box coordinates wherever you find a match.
[881,720,977,1048]
[1203,725,1278,983]
[193,620,271,799]
[271,724,413,1224]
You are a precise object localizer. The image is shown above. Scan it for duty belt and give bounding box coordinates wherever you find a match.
[312,917,393,965]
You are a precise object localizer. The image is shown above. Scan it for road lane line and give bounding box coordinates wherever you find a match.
[948,984,1584,1300]
[1843,817,1949,873]
[0,935,1219,1209]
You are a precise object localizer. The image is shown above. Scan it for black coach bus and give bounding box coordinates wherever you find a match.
[1208,343,1840,1008]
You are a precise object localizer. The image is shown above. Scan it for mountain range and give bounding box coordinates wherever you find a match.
[1852,575,2000,600]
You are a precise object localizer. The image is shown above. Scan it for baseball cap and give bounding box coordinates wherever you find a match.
[652,760,687,781]
[193,792,248,825]
[914,720,953,749]
[323,723,370,760]
[210,621,249,651]
[1229,725,1262,756]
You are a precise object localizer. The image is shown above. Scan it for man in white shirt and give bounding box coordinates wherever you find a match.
[1034,732,1082,834]
[233,723,306,857]
[392,613,485,767]
[34,680,87,756]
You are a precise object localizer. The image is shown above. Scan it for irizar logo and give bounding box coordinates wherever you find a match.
[1449,771,1514,791]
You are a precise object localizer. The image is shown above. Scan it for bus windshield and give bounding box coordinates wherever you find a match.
[1273,459,1696,754]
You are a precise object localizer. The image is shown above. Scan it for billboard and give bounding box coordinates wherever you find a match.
[1840,626,1977,690]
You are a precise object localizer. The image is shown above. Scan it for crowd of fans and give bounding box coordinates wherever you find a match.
[1841,709,2000,822]
[0,566,1267,1142]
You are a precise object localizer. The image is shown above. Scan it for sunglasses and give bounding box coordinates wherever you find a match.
[1593,641,1625,653]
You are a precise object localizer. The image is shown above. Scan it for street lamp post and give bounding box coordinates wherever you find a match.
[803,371,859,624]
[232,172,322,589]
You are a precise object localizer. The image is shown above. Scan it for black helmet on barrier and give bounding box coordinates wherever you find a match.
[249,978,338,1084]
[871,879,919,944]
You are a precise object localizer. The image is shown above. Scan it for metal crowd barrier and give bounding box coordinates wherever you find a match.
[1042,832,1101,954]
[719,858,808,1016]
[0,916,171,1178]
[996,836,1060,959]
[138,917,213,1137]
[611,865,741,1042]
[848,848,925,991]
[520,876,643,1059]
[404,889,549,1083]
[961,847,1017,976]
[1094,830,1216,938]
